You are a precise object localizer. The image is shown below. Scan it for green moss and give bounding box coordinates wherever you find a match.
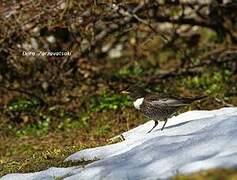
[183,69,232,95]
[174,169,237,180]
[90,91,131,112]
[15,116,51,137]
[7,98,41,112]
[115,62,144,77]
[0,145,87,177]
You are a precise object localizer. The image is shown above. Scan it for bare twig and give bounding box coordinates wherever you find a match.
[214,97,234,107]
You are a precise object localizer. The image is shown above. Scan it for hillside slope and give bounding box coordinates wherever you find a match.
[2,107,237,180]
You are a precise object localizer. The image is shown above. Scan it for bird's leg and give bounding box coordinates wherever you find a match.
[147,121,158,133]
[161,120,168,131]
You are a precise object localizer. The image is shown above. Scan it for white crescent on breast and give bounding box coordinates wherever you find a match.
[133,98,144,110]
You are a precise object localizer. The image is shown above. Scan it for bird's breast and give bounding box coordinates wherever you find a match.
[133,98,144,110]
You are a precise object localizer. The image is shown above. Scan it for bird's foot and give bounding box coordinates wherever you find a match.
[161,120,168,131]
[147,121,158,133]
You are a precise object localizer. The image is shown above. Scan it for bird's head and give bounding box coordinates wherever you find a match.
[121,86,147,100]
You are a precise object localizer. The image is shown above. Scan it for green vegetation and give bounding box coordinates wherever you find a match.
[8,98,41,112]
[174,169,237,180]
[90,91,131,112]
[116,63,144,77]
[184,69,233,95]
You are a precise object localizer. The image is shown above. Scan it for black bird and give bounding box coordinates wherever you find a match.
[122,86,206,133]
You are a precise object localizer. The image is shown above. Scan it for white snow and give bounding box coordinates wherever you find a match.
[1,107,237,180]
[1,167,81,180]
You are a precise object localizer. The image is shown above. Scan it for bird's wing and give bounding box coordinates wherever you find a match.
[148,98,189,107]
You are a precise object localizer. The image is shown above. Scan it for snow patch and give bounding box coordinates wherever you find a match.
[2,107,237,180]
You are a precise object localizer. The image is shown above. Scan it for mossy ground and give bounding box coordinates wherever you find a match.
[174,169,237,180]
[0,107,146,176]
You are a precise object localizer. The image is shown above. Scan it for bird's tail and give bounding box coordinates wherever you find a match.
[184,95,208,103]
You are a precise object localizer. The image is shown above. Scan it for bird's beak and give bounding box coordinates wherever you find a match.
[121,90,129,94]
